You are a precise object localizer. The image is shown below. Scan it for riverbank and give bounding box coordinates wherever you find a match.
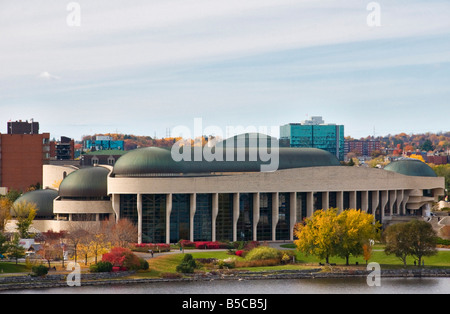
[1,267,450,292]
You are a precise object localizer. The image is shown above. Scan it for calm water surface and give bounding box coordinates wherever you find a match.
[4,277,450,294]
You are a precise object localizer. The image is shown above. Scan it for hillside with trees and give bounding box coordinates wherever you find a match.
[346,131,450,154]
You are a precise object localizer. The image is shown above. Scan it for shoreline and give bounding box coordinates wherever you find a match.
[1,267,449,292]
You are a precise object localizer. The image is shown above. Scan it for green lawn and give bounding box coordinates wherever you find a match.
[142,246,450,278]
[0,262,29,274]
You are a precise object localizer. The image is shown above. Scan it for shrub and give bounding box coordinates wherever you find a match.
[235,258,280,268]
[217,259,235,269]
[139,258,149,271]
[92,261,113,273]
[245,246,282,261]
[31,264,49,277]
[179,240,195,248]
[132,243,171,252]
[102,247,148,271]
[235,250,244,257]
[176,253,197,273]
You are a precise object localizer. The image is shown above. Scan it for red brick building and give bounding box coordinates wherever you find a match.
[0,121,50,192]
[344,140,382,157]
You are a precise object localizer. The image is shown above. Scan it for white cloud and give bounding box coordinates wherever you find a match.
[38,71,60,80]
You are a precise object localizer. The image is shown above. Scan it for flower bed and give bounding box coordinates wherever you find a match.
[194,241,228,249]
[178,240,229,250]
[132,243,171,252]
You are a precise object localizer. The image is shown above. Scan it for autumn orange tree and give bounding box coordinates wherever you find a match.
[294,208,380,265]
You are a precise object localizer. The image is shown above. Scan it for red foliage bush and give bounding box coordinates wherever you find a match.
[194,241,229,249]
[102,247,142,270]
[235,250,244,257]
[132,243,171,252]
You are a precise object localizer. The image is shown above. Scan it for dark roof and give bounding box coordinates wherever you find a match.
[112,142,341,177]
[384,159,437,177]
[13,189,58,217]
[59,166,110,197]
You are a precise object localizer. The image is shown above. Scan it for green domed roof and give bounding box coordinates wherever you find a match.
[13,189,58,218]
[112,144,340,176]
[384,159,437,177]
[59,166,110,198]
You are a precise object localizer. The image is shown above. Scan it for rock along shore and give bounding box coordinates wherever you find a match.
[1,268,449,292]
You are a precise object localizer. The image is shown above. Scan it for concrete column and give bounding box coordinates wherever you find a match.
[371,191,379,216]
[349,191,357,209]
[361,191,369,212]
[322,192,329,210]
[402,190,410,215]
[190,193,196,242]
[380,190,388,221]
[290,192,297,241]
[306,192,314,217]
[272,192,279,241]
[397,190,404,215]
[166,193,172,244]
[253,193,260,241]
[232,193,240,242]
[212,193,219,242]
[111,194,120,222]
[336,191,344,213]
[389,190,396,216]
[137,193,142,244]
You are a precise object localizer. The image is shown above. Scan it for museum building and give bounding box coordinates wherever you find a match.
[10,134,445,244]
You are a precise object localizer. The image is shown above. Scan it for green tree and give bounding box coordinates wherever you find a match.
[11,201,37,239]
[384,220,437,266]
[421,139,434,152]
[7,233,26,264]
[408,220,438,266]
[384,222,411,266]
[176,253,197,273]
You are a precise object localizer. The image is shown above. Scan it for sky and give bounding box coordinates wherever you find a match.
[1,0,449,141]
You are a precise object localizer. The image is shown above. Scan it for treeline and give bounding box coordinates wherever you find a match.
[347,131,450,153]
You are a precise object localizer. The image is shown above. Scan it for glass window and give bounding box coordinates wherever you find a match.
[257,193,272,241]
[216,193,233,242]
[276,193,290,240]
[237,193,253,241]
[142,194,166,244]
[120,194,138,226]
[170,194,190,243]
[194,194,212,241]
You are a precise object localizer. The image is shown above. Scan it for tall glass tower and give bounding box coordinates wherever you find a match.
[280,116,345,161]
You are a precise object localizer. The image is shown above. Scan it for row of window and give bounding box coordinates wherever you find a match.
[119,193,293,244]
[118,190,406,243]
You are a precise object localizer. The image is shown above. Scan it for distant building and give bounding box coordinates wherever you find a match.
[280,116,344,161]
[50,136,75,161]
[80,150,128,167]
[345,140,382,157]
[426,155,449,165]
[7,120,39,135]
[0,120,50,191]
[84,136,124,151]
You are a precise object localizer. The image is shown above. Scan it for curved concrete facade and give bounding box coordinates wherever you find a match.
[108,165,445,244]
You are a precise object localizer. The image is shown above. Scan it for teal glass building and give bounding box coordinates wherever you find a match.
[280,117,345,161]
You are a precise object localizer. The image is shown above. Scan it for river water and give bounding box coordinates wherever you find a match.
[4,277,450,294]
